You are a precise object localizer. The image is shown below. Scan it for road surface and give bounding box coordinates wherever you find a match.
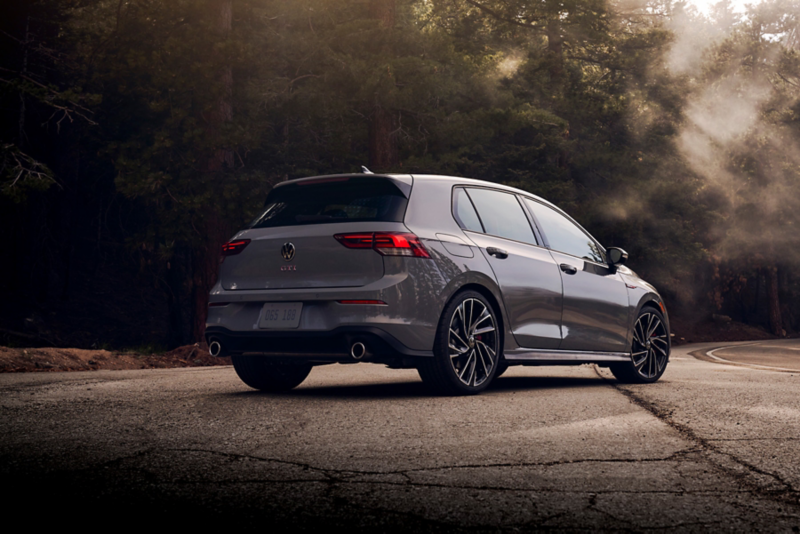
[1,341,799,531]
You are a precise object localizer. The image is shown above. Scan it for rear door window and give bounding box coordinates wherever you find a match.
[250,177,408,229]
[465,188,537,245]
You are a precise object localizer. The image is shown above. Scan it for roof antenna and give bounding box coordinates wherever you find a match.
[361,165,373,174]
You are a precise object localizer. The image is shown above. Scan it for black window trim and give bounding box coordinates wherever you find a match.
[451,186,485,233]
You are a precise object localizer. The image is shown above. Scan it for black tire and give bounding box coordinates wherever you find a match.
[610,306,670,384]
[417,290,502,395]
[232,355,312,392]
[495,359,509,378]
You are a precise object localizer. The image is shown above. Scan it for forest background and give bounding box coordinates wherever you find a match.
[1,0,798,351]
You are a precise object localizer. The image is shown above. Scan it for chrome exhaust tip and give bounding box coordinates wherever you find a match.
[350,342,367,360]
[209,340,222,357]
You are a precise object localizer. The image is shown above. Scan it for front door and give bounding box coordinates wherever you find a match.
[522,197,630,353]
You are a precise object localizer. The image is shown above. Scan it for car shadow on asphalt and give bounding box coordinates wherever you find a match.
[223,375,609,400]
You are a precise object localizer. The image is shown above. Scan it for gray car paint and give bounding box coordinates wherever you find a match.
[206,173,669,366]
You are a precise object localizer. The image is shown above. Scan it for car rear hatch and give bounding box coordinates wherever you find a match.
[220,175,413,291]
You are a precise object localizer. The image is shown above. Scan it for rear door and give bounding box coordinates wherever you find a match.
[456,187,564,350]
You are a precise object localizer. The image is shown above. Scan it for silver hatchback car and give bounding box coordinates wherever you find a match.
[205,173,670,395]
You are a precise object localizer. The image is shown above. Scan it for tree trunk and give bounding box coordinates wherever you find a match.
[207,0,234,172]
[766,265,783,336]
[191,0,234,343]
[368,0,398,172]
[546,18,563,80]
[192,217,229,342]
[369,105,398,170]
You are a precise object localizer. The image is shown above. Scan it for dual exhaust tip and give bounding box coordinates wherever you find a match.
[208,338,369,361]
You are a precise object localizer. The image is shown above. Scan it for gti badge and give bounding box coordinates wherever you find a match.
[281,265,297,271]
[281,242,295,262]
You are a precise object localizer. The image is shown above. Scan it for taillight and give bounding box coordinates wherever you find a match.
[333,233,374,249]
[221,239,251,256]
[334,232,431,258]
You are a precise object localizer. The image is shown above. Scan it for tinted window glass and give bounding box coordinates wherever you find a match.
[524,199,605,263]
[250,177,408,228]
[466,188,537,245]
[452,188,484,232]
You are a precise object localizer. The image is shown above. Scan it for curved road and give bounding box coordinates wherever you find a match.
[698,338,800,372]
[1,341,799,531]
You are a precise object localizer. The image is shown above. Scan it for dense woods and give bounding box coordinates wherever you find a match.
[1,0,799,349]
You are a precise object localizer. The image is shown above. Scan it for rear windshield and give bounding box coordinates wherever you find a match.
[249,177,409,229]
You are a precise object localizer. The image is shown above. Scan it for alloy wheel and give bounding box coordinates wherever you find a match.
[447,298,498,387]
[631,311,669,380]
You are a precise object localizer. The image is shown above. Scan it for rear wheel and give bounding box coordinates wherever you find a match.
[232,355,312,392]
[610,307,669,384]
[418,291,501,395]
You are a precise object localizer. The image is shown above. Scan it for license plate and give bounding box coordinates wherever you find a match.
[259,302,303,329]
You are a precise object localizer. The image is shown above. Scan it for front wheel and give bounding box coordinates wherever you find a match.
[232,356,312,392]
[610,307,670,384]
[418,291,501,395]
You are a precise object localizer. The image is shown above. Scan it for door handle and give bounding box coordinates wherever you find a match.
[560,263,578,275]
[487,247,508,259]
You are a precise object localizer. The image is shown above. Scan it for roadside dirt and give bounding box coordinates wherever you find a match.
[669,317,778,345]
[0,344,231,372]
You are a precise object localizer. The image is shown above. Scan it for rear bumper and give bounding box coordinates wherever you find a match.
[204,325,433,364]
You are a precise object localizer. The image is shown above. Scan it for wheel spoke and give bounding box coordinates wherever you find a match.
[476,344,490,379]
[467,301,482,335]
[477,340,496,357]
[651,336,668,348]
[647,317,660,338]
[633,320,646,347]
[466,300,474,338]
[467,352,477,385]
[473,325,495,335]
[459,351,474,381]
[652,343,667,357]
[470,306,490,334]
[449,345,467,357]
[632,350,647,367]
[649,350,656,377]
[449,328,468,349]
[632,331,643,347]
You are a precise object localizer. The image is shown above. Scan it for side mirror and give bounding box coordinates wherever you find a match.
[607,247,628,267]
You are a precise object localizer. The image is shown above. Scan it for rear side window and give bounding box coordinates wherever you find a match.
[250,177,408,228]
[466,188,537,245]
[452,188,484,232]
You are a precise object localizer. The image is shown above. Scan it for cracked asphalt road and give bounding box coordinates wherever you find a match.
[2,341,800,531]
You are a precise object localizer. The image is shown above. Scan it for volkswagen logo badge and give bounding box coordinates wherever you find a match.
[281,242,295,262]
